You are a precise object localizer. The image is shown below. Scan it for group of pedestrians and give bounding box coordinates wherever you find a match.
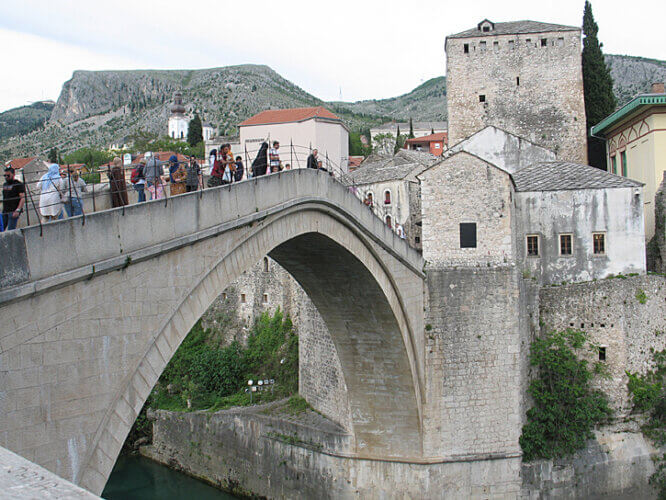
[131,154,202,202]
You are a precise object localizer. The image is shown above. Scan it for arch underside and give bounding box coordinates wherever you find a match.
[77,205,423,494]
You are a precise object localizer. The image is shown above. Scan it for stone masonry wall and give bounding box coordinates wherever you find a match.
[423,266,525,461]
[201,258,353,431]
[539,274,666,417]
[420,152,515,266]
[446,28,587,163]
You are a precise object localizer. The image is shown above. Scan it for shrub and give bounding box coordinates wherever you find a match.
[520,329,611,461]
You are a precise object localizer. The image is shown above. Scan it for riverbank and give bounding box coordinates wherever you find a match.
[142,401,661,498]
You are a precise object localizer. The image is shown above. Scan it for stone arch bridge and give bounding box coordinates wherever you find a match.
[0,169,425,494]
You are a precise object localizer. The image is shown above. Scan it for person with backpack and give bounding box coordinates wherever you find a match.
[185,159,202,192]
[208,144,235,187]
[131,159,146,202]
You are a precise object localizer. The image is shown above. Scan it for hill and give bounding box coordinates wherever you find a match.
[0,101,54,142]
[605,54,666,105]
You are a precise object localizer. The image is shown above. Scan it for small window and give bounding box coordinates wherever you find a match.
[464,43,469,54]
[508,40,515,49]
[593,233,606,255]
[541,38,547,47]
[479,94,486,103]
[263,257,269,272]
[262,293,268,304]
[610,155,617,174]
[384,190,391,205]
[415,236,421,244]
[516,76,520,86]
[559,234,573,256]
[479,41,487,51]
[460,223,477,248]
[598,346,607,361]
[526,38,532,44]
[240,293,246,304]
[385,215,392,228]
[526,235,540,257]
[493,41,499,51]
[222,292,227,300]
[621,151,627,176]
[557,37,564,47]
[482,25,490,32]
[434,143,441,149]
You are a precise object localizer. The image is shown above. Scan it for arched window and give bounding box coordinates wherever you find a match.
[384,190,391,205]
[263,257,269,272]
[385,215,392,229]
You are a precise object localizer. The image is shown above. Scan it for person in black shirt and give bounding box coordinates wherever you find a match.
[2,167,25,231]
[306,149,319,169]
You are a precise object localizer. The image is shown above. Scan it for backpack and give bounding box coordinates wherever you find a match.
[130,165,143,184]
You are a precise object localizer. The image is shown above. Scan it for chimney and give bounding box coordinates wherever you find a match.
[651,82,665,94]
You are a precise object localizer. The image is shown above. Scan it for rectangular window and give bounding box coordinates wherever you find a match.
[222,292,227,300]
[479,94,486,103]
[621,151,627,176]
[464,43,469,54]
[541,38,548,47]
[559,234,573,256]
[434,143,441,149]
[240,293,246,304]
[508,40,515,49]
[415,236,421,244]
[516,76,520,86]
[593,233,606,255]
[526,235,540,257]
[557,37,564,47]
[598,346,607,361]
[460,223,477,248]
[493,41,499,51]
[479,41,487,51]
[610,155,617,174]
[526,38,531,45]
[262,293,269,304]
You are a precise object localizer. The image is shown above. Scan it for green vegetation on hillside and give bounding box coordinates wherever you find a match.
[520,329,611,461]
[0,101,53,142]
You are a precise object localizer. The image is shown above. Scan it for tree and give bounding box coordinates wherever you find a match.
[408,118,415,139]
[582,1,616,170]
[394,126,404,154]
[187,113,203,146]
[48,147,57,163]
[373,133,395,155]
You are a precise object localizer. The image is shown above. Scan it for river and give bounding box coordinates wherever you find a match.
[102,454,240,500]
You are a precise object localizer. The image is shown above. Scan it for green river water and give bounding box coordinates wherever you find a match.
[102,455,239,499]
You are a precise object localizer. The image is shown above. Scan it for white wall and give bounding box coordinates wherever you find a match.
[516,187,646,284]
[168,116,188,140]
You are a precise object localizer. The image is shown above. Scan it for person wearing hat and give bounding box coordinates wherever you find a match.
[2,166,25,231]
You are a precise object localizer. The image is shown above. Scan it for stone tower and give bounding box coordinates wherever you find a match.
[445,19,588,163]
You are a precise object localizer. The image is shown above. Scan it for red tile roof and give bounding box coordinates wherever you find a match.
[6,157,37,170]
[348,156,364,171]
[240,106,341,126]
[405,132,448,144]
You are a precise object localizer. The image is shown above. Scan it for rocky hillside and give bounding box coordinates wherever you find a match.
[0,54,663,161]
[0,101,54,142]
[606,54,666,105]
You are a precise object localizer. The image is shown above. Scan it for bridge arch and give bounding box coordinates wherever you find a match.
[0,170,425,495]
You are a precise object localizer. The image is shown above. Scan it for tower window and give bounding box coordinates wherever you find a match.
[479,95,486,103]
[526,235,540,257]
[479,41,487,51]
[262,293,269,304]
[541,38,548,47]
[559,234,573,256]
[482,25,490,32]
[593,233,606,255]
[508,40,515,49]
[460,223,477,248]
[516,76,520,86]
[263,257,269,272]
[598,346,607,361]
[493,41,499,51]
[526,38,531,44]
[464,43,469,54]
[240,293,246,304]
[557,37,564,47]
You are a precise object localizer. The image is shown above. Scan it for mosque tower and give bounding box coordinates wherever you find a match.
[167,91,189,140]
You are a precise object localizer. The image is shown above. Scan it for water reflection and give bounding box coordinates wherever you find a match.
[102,455,239,500]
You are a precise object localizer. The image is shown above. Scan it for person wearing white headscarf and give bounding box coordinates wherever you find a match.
[39,163,63,220]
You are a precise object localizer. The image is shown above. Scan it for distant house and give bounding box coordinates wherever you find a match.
[202,123,215,142]
[370,121,447,152]
[238,107,350,174]
[347,156,365,172]
[404,132,448,156]
[591,82,666,241]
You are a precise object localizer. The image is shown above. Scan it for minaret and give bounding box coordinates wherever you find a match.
[167,91,189,140]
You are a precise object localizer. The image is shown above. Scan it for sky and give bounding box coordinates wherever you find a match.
[0,0,664,113]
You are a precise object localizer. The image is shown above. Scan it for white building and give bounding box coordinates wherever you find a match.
[238,107,349,174]
[202,123,215,142]
[168,91,189,141]
[370,121,447,153]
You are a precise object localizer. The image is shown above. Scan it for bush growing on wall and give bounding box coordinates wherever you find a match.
[520,329,611,461]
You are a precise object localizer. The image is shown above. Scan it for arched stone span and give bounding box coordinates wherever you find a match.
[0,170,425,495]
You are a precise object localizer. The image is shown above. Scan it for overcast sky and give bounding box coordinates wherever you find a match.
[0,0,664,113]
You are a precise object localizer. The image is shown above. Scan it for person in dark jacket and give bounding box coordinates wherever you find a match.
[108,157,129,207]
[252,142,268,177]
[306,149,319,169]
[234,156,244,182]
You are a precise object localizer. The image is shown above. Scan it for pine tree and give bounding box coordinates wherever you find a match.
[394,126,402,154]
[582,1,616,169]
[187,113,203,146]
[48,147,58,163]
[408,118,415,139]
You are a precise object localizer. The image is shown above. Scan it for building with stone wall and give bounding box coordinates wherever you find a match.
[445,19,587,163]
[344,149,438,249]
